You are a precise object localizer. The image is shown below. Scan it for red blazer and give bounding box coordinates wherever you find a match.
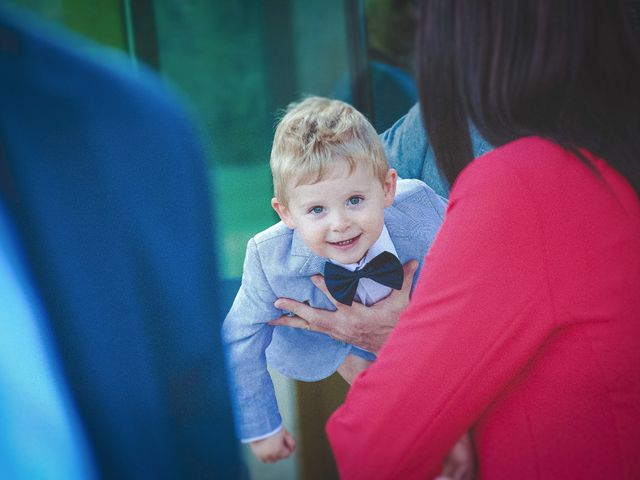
[327,137,640,479]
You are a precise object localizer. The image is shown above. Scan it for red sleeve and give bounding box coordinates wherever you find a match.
[326,156,557,479]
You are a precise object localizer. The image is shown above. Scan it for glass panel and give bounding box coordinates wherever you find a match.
[151,1,273,278]
[4,0,64,23]
[364,0,419,132]
[152,0,351,280]
[4,0,127,53]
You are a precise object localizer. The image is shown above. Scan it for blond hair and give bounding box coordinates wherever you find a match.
[270,96,389,206]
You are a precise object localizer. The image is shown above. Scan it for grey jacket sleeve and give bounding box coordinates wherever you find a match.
[221,238,283,441]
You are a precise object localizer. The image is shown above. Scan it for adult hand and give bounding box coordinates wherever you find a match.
[336,354,372,385]
[436,432,476,480]
[269,260,419,354]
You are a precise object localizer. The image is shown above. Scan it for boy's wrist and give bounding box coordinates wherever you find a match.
[241,424,283,444]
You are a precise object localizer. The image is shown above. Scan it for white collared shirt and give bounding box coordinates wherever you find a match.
[330,225,399,306]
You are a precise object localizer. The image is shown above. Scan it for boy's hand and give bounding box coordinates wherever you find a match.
[437,432,476,480]
[249,427,296,464]
[270,260,418,354]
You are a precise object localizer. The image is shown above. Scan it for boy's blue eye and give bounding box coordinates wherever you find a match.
[347,196,363,206]
[309,206,324,215]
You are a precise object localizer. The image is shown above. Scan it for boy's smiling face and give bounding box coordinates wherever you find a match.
[272,163,397,264]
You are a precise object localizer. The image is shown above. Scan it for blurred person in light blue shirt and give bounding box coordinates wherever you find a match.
[381,103,493,198]
[0,6,241,478]
[0,206,96,479]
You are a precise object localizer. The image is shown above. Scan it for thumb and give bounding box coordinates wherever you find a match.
[311,274,340,308]
[399,259,419,294]
[283,430,296,453]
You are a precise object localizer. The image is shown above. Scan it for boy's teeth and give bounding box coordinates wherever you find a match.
[335,238,353,245]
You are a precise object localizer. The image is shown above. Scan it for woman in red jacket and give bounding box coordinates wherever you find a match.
[323,0,640,478]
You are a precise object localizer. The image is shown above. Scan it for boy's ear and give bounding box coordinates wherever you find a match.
[271,197,296,229]
[383,168,398,207]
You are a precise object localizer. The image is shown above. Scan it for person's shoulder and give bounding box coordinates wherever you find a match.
[380,103,423,147]
[386,178,446,240]
[450,136,576,214]
[488,136,567,163]
[454,136,570,195]
[242,222,304,286]
[2,8,187,125]
[393,177,447,211]
[252,221,292,245]
[249,222,296,263]
[395,177,428,196]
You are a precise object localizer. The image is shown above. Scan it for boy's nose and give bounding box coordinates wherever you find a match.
[329,211,351,232]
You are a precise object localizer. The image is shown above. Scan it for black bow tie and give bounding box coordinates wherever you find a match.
[323,251,403,306]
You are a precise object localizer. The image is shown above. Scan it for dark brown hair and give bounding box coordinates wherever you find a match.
[417,0,640,194]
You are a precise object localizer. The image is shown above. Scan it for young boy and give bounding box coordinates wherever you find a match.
[222,97,446,462]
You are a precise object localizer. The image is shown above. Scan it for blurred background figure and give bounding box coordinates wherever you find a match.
[0,6,241,479]
[361,0,418,131]
[333,0,418,133]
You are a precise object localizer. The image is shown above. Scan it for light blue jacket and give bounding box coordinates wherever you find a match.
[222,178,447,441]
